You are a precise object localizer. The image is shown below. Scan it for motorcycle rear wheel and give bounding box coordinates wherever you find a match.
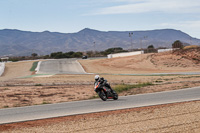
[113,91,118,100]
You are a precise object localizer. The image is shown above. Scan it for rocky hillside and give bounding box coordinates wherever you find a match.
[0,28,199,56]
[172,47,200,64]
[150,47,200,70]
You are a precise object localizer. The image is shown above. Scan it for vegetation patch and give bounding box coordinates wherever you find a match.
[4,88,9,90]
[42,101,51,104]
[30,61,39,71]
[35,84,42,86]
[114,82,153,93]
[89,95,99,99]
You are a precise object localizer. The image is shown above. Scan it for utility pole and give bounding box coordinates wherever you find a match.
[140,36,148,50]
[93,41,96,57]
[129,32,133,51]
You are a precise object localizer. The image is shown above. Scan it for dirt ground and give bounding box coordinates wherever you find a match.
[0,49,200,108]
[1,100,200,133]
[1,72,200,108]
[0,84,95,108]
[0,49,200,132]
[0,61,35,81]
[79,50,200,74]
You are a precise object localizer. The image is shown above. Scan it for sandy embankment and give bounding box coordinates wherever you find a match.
[79,51,200,74]
[0,61,34,81]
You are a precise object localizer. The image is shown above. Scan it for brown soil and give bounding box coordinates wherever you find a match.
[173,47,200,63]
[0,49,200,108]
[0,85,95,108]
[0,61,35,81]
[0,75,200,109]
[1,100,200,132]
[0,48,200,132]
[79,48,200,74]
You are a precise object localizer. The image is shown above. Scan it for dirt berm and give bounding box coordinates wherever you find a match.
[79,48,200,74]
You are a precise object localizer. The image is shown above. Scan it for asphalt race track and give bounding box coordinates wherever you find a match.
[37,59,86,74]
[0,86,200,124]
[36,58,200,76]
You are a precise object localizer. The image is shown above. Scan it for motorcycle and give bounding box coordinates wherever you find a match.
[94,79,118,101]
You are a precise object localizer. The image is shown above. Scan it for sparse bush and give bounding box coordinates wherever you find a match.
[103,47,128,55]
[31,53,38,58]
[50,51,83,59]
[42,101,51,104]
[147,45,155,49]
[114,82,153,93]
[172,40,183,49]
[35,84,42,86]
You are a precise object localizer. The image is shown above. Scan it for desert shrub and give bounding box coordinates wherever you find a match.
[114,82,153,93]
[172,40,184,49]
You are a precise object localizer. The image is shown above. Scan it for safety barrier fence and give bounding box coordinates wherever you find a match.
[107,51,144,58]
[0,62,5,76]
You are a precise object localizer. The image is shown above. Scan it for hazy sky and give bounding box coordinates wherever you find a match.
[1,0,200,38]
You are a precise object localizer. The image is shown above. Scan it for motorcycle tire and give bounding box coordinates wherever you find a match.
[98,91,107,101]
[113,91,118,100]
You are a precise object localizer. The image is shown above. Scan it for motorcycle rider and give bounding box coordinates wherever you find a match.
[94,75,113,93]
[94,75,101,92]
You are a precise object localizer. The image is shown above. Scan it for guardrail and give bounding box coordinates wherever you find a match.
[158,48,173,53]
[158,48,180,53]
[0,62,5,76]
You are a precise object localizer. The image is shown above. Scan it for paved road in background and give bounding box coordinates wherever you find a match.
[35,58,200,76]
[0,86,200,124]
[37,59,86,74]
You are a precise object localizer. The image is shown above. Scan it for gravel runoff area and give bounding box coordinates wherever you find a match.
[1,100,200,133]
[1,75,200,108]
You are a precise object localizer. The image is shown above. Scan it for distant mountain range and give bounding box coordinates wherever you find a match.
[0,28,199,56]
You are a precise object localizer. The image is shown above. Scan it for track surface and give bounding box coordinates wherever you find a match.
[0,86,200,124]
[37,59,86,74]
[36,58,200,75]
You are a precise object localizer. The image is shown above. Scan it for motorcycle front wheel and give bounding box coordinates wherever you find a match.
[98,91,107,101]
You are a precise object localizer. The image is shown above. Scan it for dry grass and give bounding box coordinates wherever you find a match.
[0,85,95,108]
[0,75,200,109]
[184,45,199,49]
